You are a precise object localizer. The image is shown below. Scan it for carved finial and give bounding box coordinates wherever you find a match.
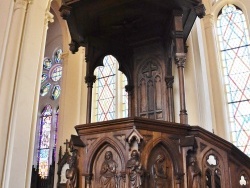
[64,139,70,153]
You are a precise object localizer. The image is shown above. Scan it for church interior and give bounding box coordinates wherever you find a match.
[0,0,250,187]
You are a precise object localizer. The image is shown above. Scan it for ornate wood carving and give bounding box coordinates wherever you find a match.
[186,150,201,188]
[138,60,163,120]
[66,150,78,188]
[126,150,144,188]
[99,151,118,188]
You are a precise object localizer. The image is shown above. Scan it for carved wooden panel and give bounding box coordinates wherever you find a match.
[138,60,163,120]
[146,144,173,188]
[92,146,124,188]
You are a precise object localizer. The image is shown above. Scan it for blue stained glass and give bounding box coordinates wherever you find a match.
[51,65,62,82]
[51,85,61,100]
[54,49,63,63]
[43,58,52,70]
[40,83,51,96]
[217,4,250,156]
[41,73,47,83]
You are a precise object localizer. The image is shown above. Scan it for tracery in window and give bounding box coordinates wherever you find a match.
[92,55,128,122]
[216,4,250,156]
[35,48,63,179]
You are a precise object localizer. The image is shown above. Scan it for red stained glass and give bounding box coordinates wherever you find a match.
[217,4,250,156]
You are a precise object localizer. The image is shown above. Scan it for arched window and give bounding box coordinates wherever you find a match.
[92,55,128,122]
[34,47,63,179]
[216,4,250,156]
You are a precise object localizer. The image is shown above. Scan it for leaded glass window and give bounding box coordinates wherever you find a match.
[38,105,52,178]
[92,55,128,122]
[216,4,250,156]
[35,47,63,179]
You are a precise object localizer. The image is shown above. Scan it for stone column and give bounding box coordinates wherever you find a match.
[85,75,96,123]
[0,0,54,187]
[0,0,32,186]
[202,14,229,139]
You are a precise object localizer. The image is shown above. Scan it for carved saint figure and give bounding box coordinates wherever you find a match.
[152,153,168,188]
[187,152,201,188]
[66,153,78,188]
[126,150,143,188]
[99,151,118,188]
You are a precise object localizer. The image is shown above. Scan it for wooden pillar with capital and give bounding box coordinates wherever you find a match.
[172,10,188,124]
[85,74,96,124]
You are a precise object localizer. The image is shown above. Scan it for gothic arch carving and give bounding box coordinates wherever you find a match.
[202,149,224,188]
[89,52,133,86]
[238,170,249,187]
[137,58,164,120]
[146,143,173,188]
[86,137,126,174]
[141,137,183,177]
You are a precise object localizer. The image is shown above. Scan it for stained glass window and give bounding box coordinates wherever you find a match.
[51,65,63,82]
[36,48,63,179]
[43,58,52,70]
[54,48,63,63]
[216,4,250,156]
[93,55,128,122]
[51,85,61,100]
[38,105,52,178]
[40,83,51,96]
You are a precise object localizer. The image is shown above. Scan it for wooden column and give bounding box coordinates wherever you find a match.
[172,11,188,124]
[85,75,96,124]
[125,85,134,117]
[165,76,175,122]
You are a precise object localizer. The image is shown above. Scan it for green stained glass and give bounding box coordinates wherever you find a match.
[51,65,62,82]
[51,85,61,100]
[43,58,52,70]
[41,73,47,83]
[54,49,63,63]
[40,83,51,96]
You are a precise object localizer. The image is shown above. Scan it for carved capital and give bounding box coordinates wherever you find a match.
[203,14,215,29]
[14,0,32,10]
[125,85,134,92]
[59,4,72,20]
[165,76,174,88]
[85,75,96,87]
[175,53,186,68]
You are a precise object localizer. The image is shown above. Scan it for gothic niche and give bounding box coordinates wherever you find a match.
[138,60,163,120]
[147,145,172,188]
[186,150,201,188]
[93,146,123,188]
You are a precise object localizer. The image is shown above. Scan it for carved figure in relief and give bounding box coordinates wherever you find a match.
[99,151,118,188]
[152,153,168,188]
[66,153,78,188]
[187,152,201,188]
[126,150,143,188]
